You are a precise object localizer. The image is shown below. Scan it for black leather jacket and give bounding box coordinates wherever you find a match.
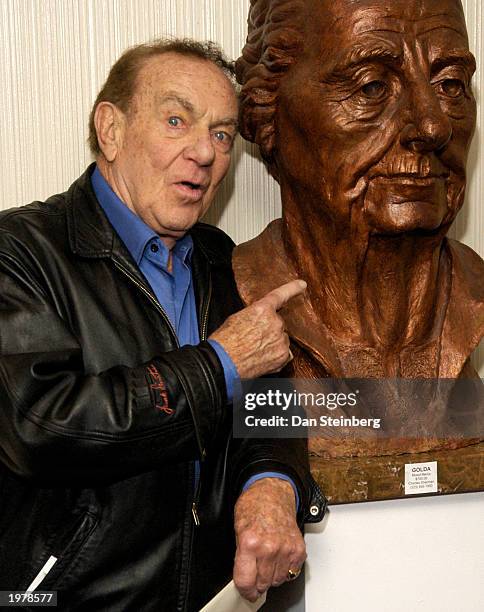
[0,167,325,611]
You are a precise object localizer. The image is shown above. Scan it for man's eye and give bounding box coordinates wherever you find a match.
[213,131,233,145]
[439,78,465,98]
[168,116,183,127]
[360,80,387,99]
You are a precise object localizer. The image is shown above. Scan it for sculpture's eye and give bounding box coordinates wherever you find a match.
[361,80,387,99]
[440,78,465,98]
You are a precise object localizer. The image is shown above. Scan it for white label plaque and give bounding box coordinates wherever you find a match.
[404,461,438,495]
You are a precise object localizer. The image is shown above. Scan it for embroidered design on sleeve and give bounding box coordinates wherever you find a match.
[146,364,174,415]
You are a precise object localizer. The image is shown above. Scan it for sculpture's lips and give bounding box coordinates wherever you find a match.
[370,174,449,185]
[367,156,450,181]
[367,174,448,206]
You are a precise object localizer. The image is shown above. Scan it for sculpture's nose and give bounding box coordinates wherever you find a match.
[400,81,453,153]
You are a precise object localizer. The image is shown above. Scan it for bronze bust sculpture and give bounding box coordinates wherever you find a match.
[234,0,484,460]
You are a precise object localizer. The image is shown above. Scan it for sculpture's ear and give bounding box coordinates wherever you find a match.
[94,102,126,163]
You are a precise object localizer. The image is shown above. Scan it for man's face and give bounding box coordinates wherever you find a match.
[275,0,476,235]
[110,53,238,244]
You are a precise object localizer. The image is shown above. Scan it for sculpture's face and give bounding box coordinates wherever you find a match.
[275,0,476,234]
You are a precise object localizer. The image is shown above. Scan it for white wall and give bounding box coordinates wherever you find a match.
[0,3,483,611]
[305,492,484,612]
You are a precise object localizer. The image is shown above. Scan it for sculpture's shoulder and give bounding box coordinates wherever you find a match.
[233,219,295,304]
[439,238,484,376]
[233,218,283,264]
[447,238,484,304]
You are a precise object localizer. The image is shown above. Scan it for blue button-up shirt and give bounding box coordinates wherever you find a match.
[91,167,298,505]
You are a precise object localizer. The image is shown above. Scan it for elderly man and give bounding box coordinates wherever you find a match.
[234,0,484,458]
[0,39,324,611]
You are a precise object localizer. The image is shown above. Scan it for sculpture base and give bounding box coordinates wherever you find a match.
[310,441,484,504]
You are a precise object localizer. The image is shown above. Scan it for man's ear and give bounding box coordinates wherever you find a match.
[94,102,125,162]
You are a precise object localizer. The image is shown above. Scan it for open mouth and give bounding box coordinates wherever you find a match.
[175,181,207,200]
[180,181,203,191]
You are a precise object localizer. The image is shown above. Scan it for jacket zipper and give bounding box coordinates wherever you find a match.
[113,261,179,343]
[114,260,212,528]
[200,274,212,345]
[191,272,212,528]
[191,465,201,527]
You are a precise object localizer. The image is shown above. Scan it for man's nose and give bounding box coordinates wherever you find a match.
[400,82,453,153]
[184,131,215,166]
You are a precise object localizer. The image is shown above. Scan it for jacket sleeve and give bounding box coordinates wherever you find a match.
[0,245,226,485]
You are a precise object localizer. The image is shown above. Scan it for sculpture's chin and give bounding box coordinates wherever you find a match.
[367,201,448,234]
[363,177,451,234]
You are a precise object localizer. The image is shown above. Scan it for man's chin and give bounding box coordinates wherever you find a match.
[163,216,205,238]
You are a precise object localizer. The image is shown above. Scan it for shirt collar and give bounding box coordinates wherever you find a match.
[91,165,193,266]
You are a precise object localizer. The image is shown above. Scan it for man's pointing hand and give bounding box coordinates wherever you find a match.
[209,279,306,379]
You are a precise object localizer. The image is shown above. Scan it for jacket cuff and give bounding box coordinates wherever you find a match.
[155,341,227,458]
[206,339,240,403]
[232,451,327,525]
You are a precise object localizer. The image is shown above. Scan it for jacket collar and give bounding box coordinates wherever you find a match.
[66,164,117,259]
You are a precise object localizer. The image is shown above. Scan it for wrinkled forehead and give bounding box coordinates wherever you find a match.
[136,53,232,92]
[303,0,469,59]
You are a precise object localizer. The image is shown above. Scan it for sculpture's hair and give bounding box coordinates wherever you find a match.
[236,0,306,174]
[88,38,235,155]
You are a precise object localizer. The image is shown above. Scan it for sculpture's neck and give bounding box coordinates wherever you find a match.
[282,197,447,351]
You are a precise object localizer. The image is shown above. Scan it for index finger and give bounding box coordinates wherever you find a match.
[258,279,307,312]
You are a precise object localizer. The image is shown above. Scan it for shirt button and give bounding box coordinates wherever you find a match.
[150,244,159,253]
